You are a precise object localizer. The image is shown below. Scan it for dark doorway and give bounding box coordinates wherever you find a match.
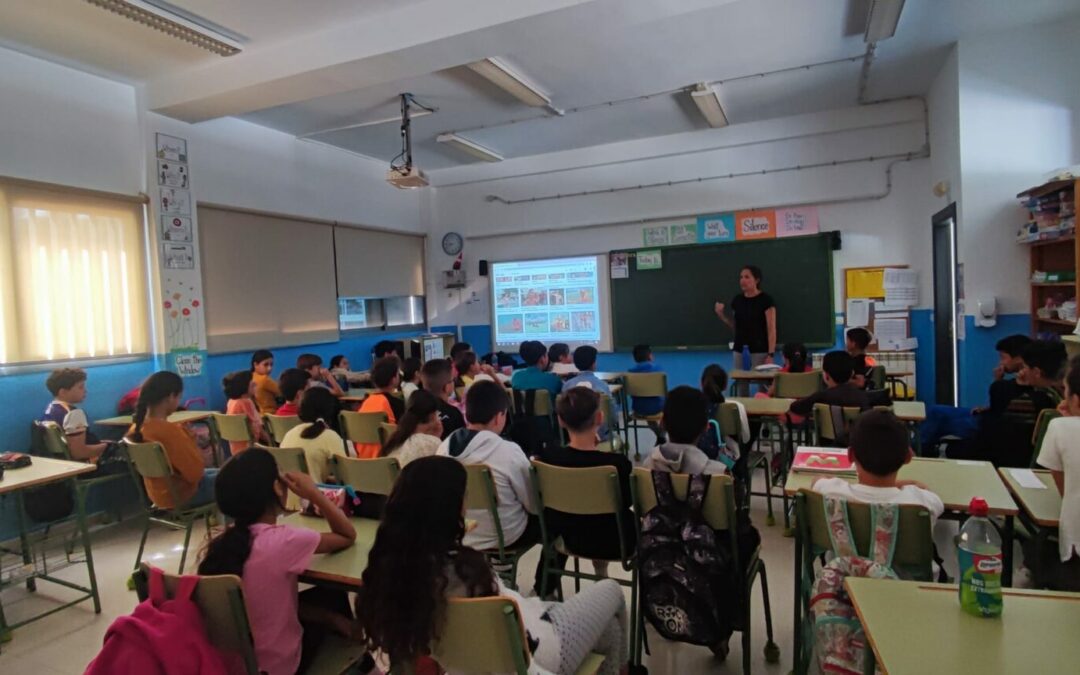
[932,203,959,405]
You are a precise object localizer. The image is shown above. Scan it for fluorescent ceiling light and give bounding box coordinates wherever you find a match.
[864,0,905,43]
[299,109,433,138]
[690,83,728,128]
[437,134,504,162]
[84,0,243,56]
[466,58,551,107]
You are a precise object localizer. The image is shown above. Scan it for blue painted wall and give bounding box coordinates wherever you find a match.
[958,313,1031,408]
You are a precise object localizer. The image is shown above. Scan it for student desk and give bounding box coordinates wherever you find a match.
[999,467,1060,587]
[726,397,925,422]
[727,369,777,395]
[785,457,1020,583]
[0,456,98,641]
[845,578,1080,675]
[281,513,379,590]
[95,410,212,427]
[339,389,377,404]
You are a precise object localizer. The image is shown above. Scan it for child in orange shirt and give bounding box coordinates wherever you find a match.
[127,371,217,508]
[355,357,404,458]
[223,370,269,455]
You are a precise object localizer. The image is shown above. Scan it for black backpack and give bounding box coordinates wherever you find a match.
[639,471,755,647]
[24,423,76,523]
[508,389,557,457]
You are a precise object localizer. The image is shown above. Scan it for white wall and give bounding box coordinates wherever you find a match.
[426,99,934,328]
[0,47,142,194]
[957,16,1080,315]
[928,45,961,217]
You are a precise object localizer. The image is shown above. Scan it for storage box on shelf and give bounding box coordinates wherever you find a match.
[1019,179,1079,336]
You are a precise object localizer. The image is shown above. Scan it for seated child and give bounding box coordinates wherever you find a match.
[355,456,627,675]
[540,387,635,580]
[127,371,217,508]
[274,368,312,417]
[449,341,472,362]
[355,357,405,458]
[628,344,666,444]
[373,340,399,360]
[644,386,729,475]
[813,408,944,525]
[421,359,465,439]
[1032,356,1080,590]
[279,387,348,506]
[845,327,876,366]
[699,364,749,468]
[563,345,620,440]
[329,354,368,391]
[548,342,575,374]
[437,380,543,592]
[380,389,444,467]
[198,448,356,675]
[40,368,122,469]
[788,351,871,418]
[222,370,269,456]
[400,357,422,403]
[296,353,346,397]
[510,340,562,397]
[454,351,493,391]
[250,350,280,414]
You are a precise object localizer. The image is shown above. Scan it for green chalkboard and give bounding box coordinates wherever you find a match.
[610,234,836,350]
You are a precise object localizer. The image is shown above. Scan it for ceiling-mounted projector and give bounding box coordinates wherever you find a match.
[386,93,434,190]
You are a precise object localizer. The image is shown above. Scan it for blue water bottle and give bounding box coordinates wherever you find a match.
[741,345,752,370]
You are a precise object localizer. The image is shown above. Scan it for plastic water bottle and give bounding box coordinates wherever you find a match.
[958,497,1003,617]
[741,345,752,371]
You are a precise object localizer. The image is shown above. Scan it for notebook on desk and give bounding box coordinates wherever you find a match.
[792,446,855,475]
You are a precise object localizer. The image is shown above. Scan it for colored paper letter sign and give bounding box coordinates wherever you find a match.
[636,250,662,270]
[734,210,776,240]
[697,213,735,242]
[670,223,697,245]
[643,226,669,247]
[776,207,819,237]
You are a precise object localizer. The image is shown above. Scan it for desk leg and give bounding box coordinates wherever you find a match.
[792,522,803,675]
[72,480,101,613]
[14,492,36,593]
[910,421,923,457]
[1003,515,1014,588]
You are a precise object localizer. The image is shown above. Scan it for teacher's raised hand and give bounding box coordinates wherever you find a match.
[714,301,724,317]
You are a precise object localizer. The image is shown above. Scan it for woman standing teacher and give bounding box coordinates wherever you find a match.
[714,265,777,382]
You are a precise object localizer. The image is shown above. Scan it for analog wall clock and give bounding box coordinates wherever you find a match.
[442,231,464,256]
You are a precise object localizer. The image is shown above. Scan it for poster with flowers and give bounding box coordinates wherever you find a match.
[163,277,203,351]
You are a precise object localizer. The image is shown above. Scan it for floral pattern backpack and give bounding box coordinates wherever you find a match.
[809,497,900,675]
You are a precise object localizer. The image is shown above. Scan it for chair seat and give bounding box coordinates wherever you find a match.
[629,412,663,422]
[574,652,606,675]
[303,634,369,675]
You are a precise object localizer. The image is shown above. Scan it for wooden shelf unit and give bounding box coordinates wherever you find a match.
[1020,179,1079,336]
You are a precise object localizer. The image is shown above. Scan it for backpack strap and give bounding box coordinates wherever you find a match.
[868,502,899,567]
[650,470,677,508]
[686,473,712,515]
[822,496,858,558]
[147,566,199,605]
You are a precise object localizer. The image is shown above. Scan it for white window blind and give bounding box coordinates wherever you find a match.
[334,226,425,298]
[0,181,149,364]
[199,207,339,352]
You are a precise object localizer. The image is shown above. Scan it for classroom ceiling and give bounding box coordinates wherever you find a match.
[2,0,1078,174]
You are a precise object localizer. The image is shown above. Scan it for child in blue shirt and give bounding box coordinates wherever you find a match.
[510,340,562,397]
[563,345,620,440]
[627,344,666,444]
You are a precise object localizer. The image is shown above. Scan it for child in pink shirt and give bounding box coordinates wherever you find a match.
[223,370,269,455]
[198,448,356,675]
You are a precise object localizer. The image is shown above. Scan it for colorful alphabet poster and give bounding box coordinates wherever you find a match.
[776,206,820,238]
[734,210,776,240]
[697,213,735,243]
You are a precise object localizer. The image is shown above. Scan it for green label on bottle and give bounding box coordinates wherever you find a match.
[958,548,1003,617]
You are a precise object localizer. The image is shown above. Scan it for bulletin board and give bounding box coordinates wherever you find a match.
[842,265,914,349]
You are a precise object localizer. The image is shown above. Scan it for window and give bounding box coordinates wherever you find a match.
[0,181,149,365]
[337,295,425,332]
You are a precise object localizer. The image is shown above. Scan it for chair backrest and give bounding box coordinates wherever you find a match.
[631,467,733,531]
[431,597,532,674]
[1031,408,1063,468]
[36,421,74,460]
[210,413,253,443]
[867,365,887,390]
[132,564,260,674]
[773,371,823,399]
[378,423,397,448]
[511,388,553,417]
[463,463,511,552]
[263,414,301,447]
[338,411,387,444]
[713,402,743,440]
[124,439,183,510]
[795,490,934,579]
[530,460,621,516]
[334,455,400,495]
[258,444,309,475]
[813,403,862,444]
[624,372,667,398]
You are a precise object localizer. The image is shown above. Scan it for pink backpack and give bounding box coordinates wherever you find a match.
[85,567,230,675]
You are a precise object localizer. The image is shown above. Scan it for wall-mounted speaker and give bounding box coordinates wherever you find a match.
[479,259,489,277]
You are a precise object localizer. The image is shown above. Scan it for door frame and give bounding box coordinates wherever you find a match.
[931,203,959,406]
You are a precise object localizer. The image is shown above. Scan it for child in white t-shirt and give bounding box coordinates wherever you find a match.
[813,409,944,524]
[1033,358,1080,590]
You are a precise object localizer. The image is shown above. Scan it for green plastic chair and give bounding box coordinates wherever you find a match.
[792,490,934,675]
[36,421,129,516]
[393,596,605,675]
[263,414,301,447]
[531,460,643,667]
[333,455,400,496]
[338,411,386,446]
[208,413,253,464]
[258,443,309,475]
[132,564,366,675]
[123,439,218,573]
[866,365,887,391]
[1030,408,1062,468]
[623,372,667,459]
[715,402,777,526]
[772,371,823,398]
[812,403,862,447]
[464,463,538,591]
[633,467,779,673]
[378,422,397,448]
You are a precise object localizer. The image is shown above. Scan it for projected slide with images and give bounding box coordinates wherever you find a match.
[491,256,610,351]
